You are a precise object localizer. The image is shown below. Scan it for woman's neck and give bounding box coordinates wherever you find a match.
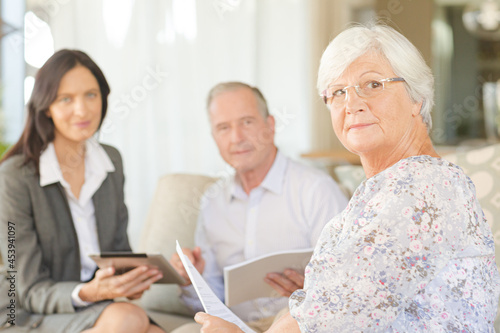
[360,123,439,179]
[51,137,87,199]
[52,137,86,169]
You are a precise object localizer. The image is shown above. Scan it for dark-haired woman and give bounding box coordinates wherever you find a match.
[0,50,165,333]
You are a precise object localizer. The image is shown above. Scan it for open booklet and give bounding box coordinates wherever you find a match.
[223,248,314,307]
[175,241,255,333]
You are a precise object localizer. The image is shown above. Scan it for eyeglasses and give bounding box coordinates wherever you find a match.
[320,77,406,106]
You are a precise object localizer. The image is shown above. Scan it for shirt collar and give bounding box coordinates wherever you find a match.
[39,143,64,187]
[260,150,286,194]
[39,138,115,188]
[85,138,115,176]
[228,150,287,201]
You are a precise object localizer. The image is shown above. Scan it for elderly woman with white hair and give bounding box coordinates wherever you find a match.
[195,24,500,332]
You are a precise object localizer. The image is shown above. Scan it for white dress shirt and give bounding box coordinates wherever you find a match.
[39,138,115,307]
[181,151,348,322]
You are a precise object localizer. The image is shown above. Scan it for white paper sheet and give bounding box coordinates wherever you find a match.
[175,241,255,333]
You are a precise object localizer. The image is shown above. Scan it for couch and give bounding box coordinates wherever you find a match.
[137,143,500,332]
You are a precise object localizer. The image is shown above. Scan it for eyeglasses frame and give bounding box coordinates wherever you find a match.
[320,77,406,105]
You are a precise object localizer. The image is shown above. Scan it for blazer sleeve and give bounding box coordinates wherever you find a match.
[0,159,79,314]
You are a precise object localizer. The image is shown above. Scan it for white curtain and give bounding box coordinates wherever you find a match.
[44,0,316,247]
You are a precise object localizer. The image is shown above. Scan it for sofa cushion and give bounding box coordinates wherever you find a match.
[147,310,195,332]
[137,174,217,316]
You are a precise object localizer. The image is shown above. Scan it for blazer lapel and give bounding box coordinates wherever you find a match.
[43,183,78,245]
[42,183,81,280]
[93,177,114,251]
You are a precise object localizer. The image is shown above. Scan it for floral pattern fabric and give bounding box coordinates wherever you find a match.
[289,156,500,332]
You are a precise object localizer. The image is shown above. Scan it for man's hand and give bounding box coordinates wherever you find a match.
[195,312,243,333]
[79,265,163,303]
[264,268,304,297]
[169,246,205,286]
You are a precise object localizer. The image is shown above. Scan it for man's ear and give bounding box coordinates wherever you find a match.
[266,115,275,132]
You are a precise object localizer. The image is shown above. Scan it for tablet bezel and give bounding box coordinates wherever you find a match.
[89,252,186,285]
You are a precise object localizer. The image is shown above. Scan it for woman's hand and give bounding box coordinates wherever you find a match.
[79,265,163,303]
[195,312,244,333]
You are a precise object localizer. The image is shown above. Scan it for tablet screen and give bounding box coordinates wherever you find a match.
[89,252,186,285]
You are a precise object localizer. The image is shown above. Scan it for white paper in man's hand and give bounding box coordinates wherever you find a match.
[175,241,255,333]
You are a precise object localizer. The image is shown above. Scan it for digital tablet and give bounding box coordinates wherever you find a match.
[89,252,186,285]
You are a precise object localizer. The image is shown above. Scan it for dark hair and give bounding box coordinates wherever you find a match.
[0,49,110,171]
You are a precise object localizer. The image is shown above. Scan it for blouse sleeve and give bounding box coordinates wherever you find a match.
[289,158,497,331]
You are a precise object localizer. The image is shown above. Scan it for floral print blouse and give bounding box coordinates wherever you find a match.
[289,156,500,332]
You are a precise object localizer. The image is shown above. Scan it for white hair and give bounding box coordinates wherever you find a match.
[317,24,434,130]
[206,81,269,118]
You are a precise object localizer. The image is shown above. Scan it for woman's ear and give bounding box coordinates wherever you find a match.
[412,101,423,117]
[45,110,51,118]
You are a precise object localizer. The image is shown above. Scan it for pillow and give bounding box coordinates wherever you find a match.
[333,164,365,198]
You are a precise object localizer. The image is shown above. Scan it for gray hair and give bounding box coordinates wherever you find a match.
[317,24,434,130]
[206,81,269,118]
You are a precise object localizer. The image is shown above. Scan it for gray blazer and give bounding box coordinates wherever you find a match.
[0,144,130,330]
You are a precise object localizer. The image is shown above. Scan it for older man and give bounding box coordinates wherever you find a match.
[171,82,347,332]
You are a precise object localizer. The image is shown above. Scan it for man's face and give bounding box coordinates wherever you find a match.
[209,88,275,174]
